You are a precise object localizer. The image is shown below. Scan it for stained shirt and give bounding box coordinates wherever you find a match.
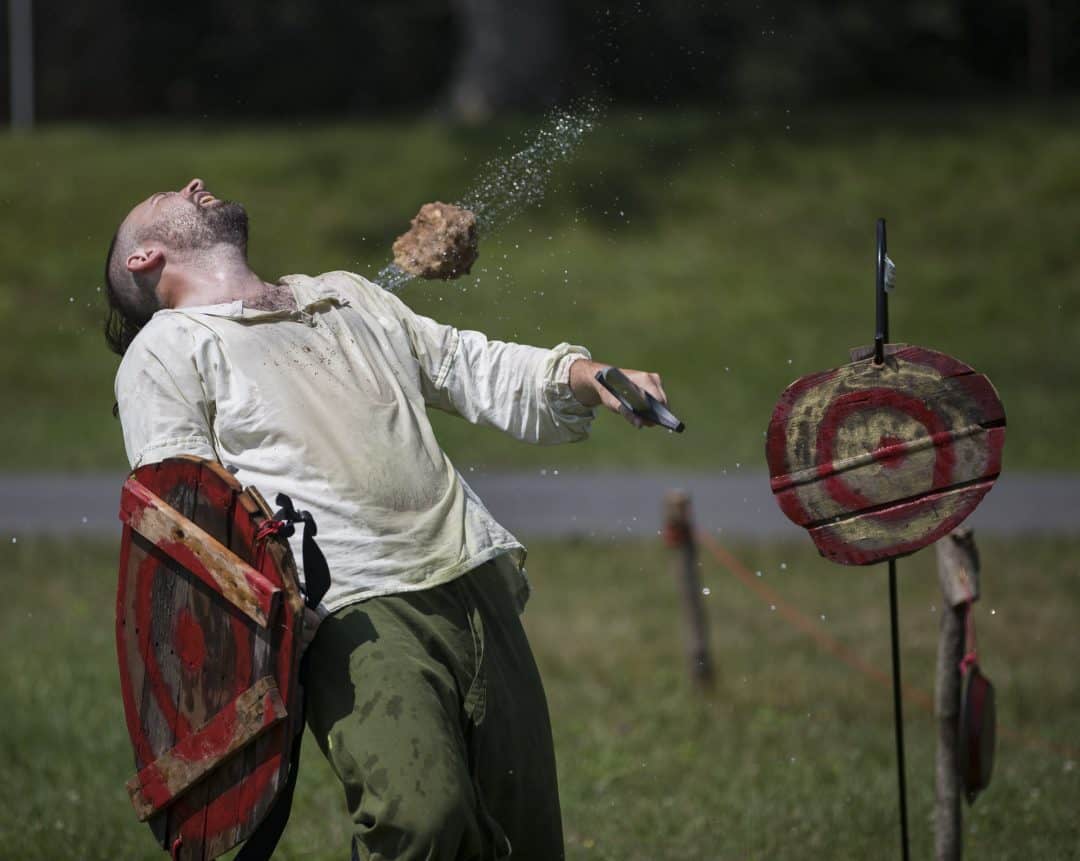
[114,270,595,613]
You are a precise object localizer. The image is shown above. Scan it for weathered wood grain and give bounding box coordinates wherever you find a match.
[154,459,208,859]
[192,461,248,860]
[116,457,305,860]
[127,677,287,821]
[663,491,713,690]
[934,529,979,861]
[765,345,1006,565]
[120,477,279,627]
[233,490,289,843]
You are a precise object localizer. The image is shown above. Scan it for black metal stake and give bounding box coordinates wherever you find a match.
[874,218,888,365]
[889,558,911,861]
[876,217,910,861]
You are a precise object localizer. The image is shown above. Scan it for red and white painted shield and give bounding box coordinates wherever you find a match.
[766,345,1006,565]
[115,456,305,860]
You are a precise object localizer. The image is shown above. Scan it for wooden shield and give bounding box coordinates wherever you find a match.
[766,345,1006,565]
[115,456,305,860]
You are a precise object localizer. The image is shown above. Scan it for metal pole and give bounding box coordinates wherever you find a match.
[8,0,35,129]
[889,559,911,860]
[874,218,888,364]
[876,217,910,860]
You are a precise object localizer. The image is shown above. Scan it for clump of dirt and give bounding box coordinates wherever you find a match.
[392,202,479,280]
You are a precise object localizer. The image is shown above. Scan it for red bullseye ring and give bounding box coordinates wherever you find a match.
[766,345,1006,565]
[817,387,954,512]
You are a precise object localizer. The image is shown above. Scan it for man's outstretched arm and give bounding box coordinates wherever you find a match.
[341,272,671,443]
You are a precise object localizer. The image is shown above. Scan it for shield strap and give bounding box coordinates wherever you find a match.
[236,494,330,860]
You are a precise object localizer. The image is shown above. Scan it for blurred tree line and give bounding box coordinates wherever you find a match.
[3,0,1076,122]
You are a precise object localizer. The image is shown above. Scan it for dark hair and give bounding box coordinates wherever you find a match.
[103,229,152,358]
[104,228,155,418]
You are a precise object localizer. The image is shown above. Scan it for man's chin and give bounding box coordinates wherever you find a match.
[203,201,249,249]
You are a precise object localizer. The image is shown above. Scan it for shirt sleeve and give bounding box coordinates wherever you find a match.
[344,273,597,445]
[114,322,219,469]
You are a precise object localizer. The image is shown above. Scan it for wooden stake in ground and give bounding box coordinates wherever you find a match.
[662,491,713,690]
[934,527,980,861]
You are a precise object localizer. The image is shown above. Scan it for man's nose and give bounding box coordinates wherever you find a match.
[180,178,204,198]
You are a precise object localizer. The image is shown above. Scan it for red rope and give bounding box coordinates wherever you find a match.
[695,530,1080,761]
[255,518,287,541]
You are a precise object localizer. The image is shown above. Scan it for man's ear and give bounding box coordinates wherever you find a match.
[126,246,165,274]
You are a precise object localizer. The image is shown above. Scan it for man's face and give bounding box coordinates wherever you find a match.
[123,177,248,257]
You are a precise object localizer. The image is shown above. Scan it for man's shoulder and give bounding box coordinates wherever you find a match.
[115,312,209,378]
[302,270,385,305]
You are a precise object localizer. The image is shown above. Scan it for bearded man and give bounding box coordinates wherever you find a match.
[105,178,669,860]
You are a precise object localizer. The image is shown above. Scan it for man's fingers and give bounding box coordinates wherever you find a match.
[618,404,648,429]
[639,372,667,405]
[597,387,625,416]
[624,370,667,405]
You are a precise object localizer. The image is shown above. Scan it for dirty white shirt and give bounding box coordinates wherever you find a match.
[115,270,595,613]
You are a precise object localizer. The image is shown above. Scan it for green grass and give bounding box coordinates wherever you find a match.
[1,104,1078,473]
[2,535,1077,859]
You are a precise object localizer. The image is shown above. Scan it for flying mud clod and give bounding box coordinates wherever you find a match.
[392,202,479,280]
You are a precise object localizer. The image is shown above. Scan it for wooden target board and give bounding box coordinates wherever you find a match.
[766,345,1006,565]
[115,456,305,860]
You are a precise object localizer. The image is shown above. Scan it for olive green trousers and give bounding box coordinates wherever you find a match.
[304,561,565,860]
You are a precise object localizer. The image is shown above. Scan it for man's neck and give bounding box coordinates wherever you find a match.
[163,246,290,311]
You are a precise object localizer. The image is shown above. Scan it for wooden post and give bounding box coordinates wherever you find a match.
[663,491,713,690]
[934,527,980,861]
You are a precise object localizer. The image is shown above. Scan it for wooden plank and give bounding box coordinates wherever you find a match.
[156,461,212,861]
[127,677,287,821]
[190,462,249,858]
[808,481,995,565]
[117,525,172,847]
[234,490,288,843]
[201,471,257,859]
[773,427,1000,527]
[121,477,279,627]
[131,459,206,847]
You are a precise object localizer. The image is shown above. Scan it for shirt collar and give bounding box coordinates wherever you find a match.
[155,275,346,321]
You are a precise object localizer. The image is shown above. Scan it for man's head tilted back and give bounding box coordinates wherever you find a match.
[103,178,249,356]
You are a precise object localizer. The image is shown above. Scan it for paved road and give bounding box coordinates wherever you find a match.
[1,470,1075,540]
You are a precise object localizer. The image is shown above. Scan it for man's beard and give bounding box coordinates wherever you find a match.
[144,200,249,256]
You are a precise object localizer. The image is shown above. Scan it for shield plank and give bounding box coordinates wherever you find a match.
[115,456,305,860]
[766,345,1006,565]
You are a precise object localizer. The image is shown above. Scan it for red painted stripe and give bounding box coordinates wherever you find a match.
[121,478,280,626]
[765,367,836,478]
[116,526,155,767]
[135,548,194,740]
[810,483,993,565]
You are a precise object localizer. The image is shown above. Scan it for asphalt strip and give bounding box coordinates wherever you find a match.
[0,470,1075,540]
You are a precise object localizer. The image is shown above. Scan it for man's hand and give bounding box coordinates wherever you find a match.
[568,358,668,429]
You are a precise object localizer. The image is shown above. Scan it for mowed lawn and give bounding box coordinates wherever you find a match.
[2,535,1077,859]
[1,104,1078,473]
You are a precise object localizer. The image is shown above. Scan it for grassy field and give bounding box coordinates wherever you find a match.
[0,104,1078,473]
[2,534,1077,859]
